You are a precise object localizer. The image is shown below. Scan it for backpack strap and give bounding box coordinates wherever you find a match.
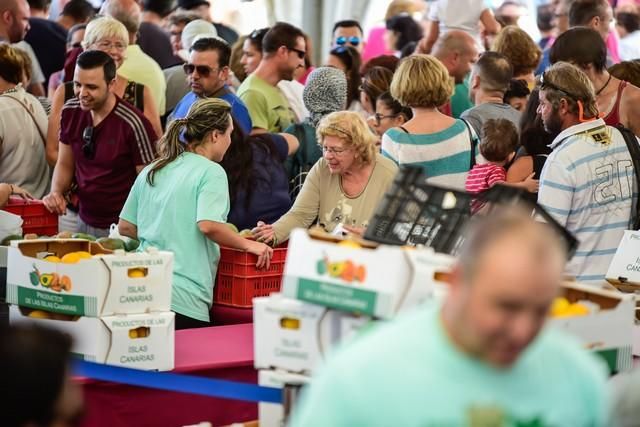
[616,123,640,229]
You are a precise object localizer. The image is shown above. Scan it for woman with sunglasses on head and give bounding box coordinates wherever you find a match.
[119,98,273,330]
[46,17,162,168]
[253,111,398,243]
[326,45,364,114]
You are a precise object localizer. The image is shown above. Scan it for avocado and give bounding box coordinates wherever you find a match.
[72,233,96,241]
[125,238,140,252]
[1,234,22,246]
[96,237,125,251]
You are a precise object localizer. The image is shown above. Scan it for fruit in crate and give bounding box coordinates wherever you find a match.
[128,268,146,278]
[56,231,73,239]
[125,238,140,252]
[72,233,96,241]
[1,234,22,246]
[44,255,61,263]
[24,233,38,240]
[338,239,362,249]
[27,310,51,319]
[550,297,591,317]
[96,237,125,251]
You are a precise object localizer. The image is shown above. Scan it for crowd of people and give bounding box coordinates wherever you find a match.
[2,0,640,424]
[0,0,638,326]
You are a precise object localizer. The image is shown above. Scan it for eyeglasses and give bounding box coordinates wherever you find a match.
[286,46,306,59]
[95,40,127,52]
[321,145,351,156]
[540,71,581,100]
[82,126,95,159]
[336,36,360,47]
[183,63,219,77]
[374,113,399,126]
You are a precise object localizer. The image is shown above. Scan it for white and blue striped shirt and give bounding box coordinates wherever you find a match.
[538,119,636,285]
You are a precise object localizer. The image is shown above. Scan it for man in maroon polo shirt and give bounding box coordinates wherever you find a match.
[43,50,157,237]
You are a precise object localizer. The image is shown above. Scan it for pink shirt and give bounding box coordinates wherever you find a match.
[465,163,506,194]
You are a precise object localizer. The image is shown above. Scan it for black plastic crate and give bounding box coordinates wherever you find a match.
[364,167,578,258]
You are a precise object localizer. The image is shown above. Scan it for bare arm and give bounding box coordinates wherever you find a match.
[506,156,534,183]
[250,128,268,135]
[479,8,501,36]
[142,86,163,139]
[621,85,640,138]
[42,142,75,214]
[198,220,273,268]
[46,85,66,167]
[278,132,300,155]
[118,219,138,240]
[417,20,440,54]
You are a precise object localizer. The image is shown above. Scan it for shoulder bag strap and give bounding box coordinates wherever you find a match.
[461,119,478,169]
[0,93,47,147]
[616,123,640,229]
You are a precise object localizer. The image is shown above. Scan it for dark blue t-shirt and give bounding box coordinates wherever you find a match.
[24,18,67,85]
[227,134,292,230]
[171,87,252,134]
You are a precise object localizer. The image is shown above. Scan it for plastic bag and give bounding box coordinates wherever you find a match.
[0,210,23,241]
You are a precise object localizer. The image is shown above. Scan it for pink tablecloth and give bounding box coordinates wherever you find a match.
[78,324,257,427]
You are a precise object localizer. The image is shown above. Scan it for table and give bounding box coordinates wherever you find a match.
[78,323,257,427]
[211,303,253,326]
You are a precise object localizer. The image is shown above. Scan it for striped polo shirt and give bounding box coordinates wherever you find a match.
[538,118,636,285]
[381,119,478,190]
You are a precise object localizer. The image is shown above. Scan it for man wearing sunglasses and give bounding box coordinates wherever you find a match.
[170,36,252,133]
[332,19,365,54]
[43,50,157,238]
[237,21,304,134]
[537,62,635,285]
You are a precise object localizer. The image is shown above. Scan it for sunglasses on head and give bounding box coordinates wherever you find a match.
[250,28,269,40]
[539,71,580,100]
[82,126,95,159]
[336,36,360,47]
[286,46,306,59]
[183,63,219,77]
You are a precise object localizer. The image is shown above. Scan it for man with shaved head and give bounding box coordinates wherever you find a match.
[0,0,30,43]
[101,0,166,114]
[431,30,479,117]
[289,207,608,426]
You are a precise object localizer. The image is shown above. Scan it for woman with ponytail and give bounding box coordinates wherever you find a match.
[118,98,273,330]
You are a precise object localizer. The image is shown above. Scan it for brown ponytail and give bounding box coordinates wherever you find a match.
[147,98,232,185]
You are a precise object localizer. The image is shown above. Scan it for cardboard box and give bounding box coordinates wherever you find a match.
[6,239,173,317]
[549,282,635,373]
[281,230,454,319]
[10,305,175,371]
[606,230,640,291]
[258,369,310,427]
[253,294,371,374]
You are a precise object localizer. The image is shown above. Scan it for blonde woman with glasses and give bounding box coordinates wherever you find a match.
[252,111,398,243]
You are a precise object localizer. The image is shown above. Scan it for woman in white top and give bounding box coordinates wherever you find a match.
[0,45,50,199]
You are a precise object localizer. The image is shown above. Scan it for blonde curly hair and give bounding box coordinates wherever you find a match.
[317,111,377,165]
[492,25,542,77]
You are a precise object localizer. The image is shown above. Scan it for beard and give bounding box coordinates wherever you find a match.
[543,109,563,135]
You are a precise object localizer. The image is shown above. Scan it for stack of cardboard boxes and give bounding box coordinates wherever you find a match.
[7,238,176,371]
[253,229,455,426]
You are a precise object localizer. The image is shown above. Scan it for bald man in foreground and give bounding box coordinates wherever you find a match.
[289,208,608,426]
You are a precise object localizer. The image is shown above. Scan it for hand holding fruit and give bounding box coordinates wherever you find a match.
[252,221,275,244]
[43,191,67,215]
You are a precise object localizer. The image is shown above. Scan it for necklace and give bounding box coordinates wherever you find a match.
[595,74,612,96]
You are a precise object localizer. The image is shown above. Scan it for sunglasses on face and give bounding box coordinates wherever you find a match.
[82,126,95,159]
[286,46,306,59]
[336,36,360,47]
[183,63,219,77]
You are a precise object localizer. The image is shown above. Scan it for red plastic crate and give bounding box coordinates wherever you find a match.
[214,244,288,307]
[2,198,58,236]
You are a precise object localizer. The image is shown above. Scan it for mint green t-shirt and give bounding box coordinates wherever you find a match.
[237,74,295,133]
[290,303,609,427]
[120,152,229,322]
[451,80,474,119]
